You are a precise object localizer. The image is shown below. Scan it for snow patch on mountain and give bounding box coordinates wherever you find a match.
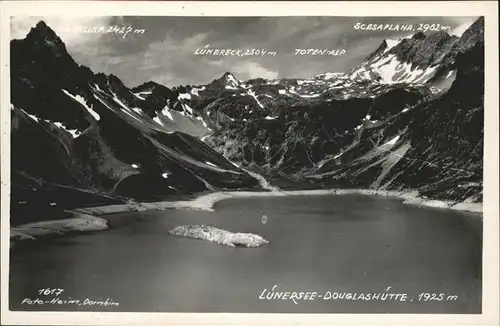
[195,116,210,129]
[182,103,194,114]
[226,74,239,84]
[94,84,105,93]
[92,90,142,123]
[221,73,242,89]
[178,93,192,100]
[299,93,321,98]
[265,80,279,85]
[368,54,439,84]
[334,152,344,159]
[315,72,348,80]
[153,116,164,126]
[19,106,82,139]
[134,90,152,99]
[248,89,264,109]
[205,161,218,168]
[51,121,81,138]
[62,89,101,121]
[161,107,174,120]
[384,39,399,52]
[383,135,401,147]
[110,91,130,110]
[132,92,146,100]
[190,86,206,96]
[445,70,455,79]
[20,109,40,123]
[132,108,143,115]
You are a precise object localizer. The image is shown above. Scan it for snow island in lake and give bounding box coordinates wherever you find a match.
[168,225,269,248]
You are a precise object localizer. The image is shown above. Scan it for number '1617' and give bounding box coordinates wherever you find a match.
[38,288,64,296]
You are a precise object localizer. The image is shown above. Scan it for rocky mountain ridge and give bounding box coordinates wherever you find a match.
[10,21,259,225]
[9,18,484,224]
[174,17,484,201]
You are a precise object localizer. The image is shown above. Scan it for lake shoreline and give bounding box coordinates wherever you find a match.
[9,188,482,243]
[10,191,483,314]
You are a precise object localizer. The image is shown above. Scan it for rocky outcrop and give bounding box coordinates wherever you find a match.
[168,225,269,247]
[390,31,459,69]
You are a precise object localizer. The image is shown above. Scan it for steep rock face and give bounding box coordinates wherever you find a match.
[429,17,484,83]
[204,89,425,176]
[350,31,459,86]
[10,22,260,224]
[390,31,458,69]
[366,39,392,62]
[307,41,483,202]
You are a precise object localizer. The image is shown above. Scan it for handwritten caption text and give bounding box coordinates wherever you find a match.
[21,288,119,308]
[258,285,459,305]
[59,25,145,39]
[353,22,452,32]
[195,45,277,57]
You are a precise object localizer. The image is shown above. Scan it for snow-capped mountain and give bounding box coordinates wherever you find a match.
[9,17,484,224]
[181,17,483,201]
[154,24,484,126]
[348,18,484,89]
[349,32,458,85]
[307,37,484,201]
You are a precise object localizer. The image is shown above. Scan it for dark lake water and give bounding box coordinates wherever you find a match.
[9,194,482,313]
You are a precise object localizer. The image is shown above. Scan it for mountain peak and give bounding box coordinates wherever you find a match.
[466,16,484,30]
[35,20,50,29]
[220,72,241,86]
[131,80,173,95]
[453,16,484,52]
[221,72,239,81]
[133,80,162,90]
[12,20,75,63]
[461,16,484,38]
[205,72,242,90]
[431,30,452,39]
[412,32,427,40]
[26,20,59,42]
[366,39,398,61]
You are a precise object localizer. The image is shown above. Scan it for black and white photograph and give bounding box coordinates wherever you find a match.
[1,1,498,325]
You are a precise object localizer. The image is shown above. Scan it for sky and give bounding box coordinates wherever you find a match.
[11,16,479,88]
